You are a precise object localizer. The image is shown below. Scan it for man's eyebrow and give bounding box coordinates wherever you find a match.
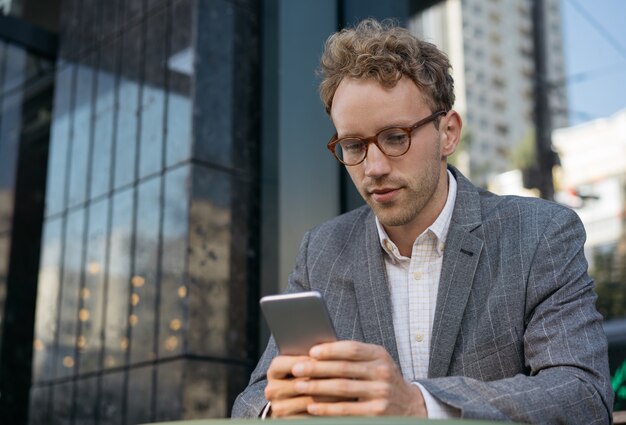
[337,120,415,138]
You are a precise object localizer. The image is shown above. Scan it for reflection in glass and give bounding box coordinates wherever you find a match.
[114,25,141,189]
[78,199,109,374]
[159,166,189,358]
[31,218,62,383]
[139,9,167,179]
[139,84,165,178]
[56,208,85,378]
[28,385,51,425]
[104,188,133,369]
[187,166,232,357]
[1,42,28,93]
[74,376,98,425]
[155,360,183,420]
[50,381,74,425]
[166,0,193,167]
[99,372,124,425]
[130,177,161,363]
[44,64,74,216]
[68,57,96,207]
[166,88,192,167]
[0,45,27,232]
[126,366,154,425]
[0,234,8,355]
[90,41,117,200]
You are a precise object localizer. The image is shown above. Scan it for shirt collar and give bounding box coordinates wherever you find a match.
[375,169,457,261]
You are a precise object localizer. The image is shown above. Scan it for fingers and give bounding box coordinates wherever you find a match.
[309,340,388,362]
[266,355,312,406]
[267,355,309,379]
[294,378,391,399]
[269,395,313,418]
[307,399,392,417]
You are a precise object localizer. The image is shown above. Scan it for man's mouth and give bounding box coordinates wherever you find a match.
[369,187,400,203]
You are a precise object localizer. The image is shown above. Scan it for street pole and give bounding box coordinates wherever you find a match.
[532,0,557,200]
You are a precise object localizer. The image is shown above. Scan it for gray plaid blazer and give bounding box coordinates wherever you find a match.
[232,166,613,423]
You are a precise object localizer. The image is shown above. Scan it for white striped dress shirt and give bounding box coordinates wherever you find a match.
[375,170,458,417]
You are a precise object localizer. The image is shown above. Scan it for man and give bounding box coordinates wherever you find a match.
[232,19,613,422]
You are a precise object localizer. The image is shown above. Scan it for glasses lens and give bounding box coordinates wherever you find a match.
[378,128,410,156]
[336,138,366,165]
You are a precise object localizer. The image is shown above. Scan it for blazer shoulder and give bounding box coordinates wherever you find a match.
[479,190,579,226]
[306,205,371,247]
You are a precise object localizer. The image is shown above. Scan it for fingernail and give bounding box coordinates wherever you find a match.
[294,381,308,392]
[310,347,321,357]
[308,404,318,414]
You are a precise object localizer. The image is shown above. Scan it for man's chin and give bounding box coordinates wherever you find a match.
[369,204,412,227]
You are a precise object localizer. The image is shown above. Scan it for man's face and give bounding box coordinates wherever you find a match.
[330,77,456,232]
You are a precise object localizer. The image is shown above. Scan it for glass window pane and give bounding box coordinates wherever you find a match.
[78,198,109,374]
[56,208,85,379]
[126,366,153,425]
[90,41,117,200]
[103,188,133,369]
[139,9,166,179]
[68,56,96,208]
[32,218,63,383]
[0,91,19,230]
[2,43,28,93]
[130,177,161,364]
[166,0,193,167]
[45,63,75,216]
[0,233,10,355]
[114,25,141,190]
[99,372,124,425]
[159,166,189,358]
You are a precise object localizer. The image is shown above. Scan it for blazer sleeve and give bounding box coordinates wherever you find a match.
[417,207,614,424]
[231,231,313,418]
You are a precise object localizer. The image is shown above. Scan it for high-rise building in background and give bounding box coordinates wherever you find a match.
[409,0,569,187]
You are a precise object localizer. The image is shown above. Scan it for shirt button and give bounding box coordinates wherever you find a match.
[412,271,421,280]
[384,240,393,251]
[414,333,424,342]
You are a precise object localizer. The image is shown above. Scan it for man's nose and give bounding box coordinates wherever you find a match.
[363,143,391,177]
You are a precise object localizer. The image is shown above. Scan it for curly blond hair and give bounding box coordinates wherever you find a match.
[319,18,455,115]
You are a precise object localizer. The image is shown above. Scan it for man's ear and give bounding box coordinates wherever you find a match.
[440,111,462,158]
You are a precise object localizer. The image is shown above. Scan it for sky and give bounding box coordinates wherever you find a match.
[561,0,626,126]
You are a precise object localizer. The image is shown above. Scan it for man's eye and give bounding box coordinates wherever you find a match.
[341,140,365,152]
[382,132,407,145]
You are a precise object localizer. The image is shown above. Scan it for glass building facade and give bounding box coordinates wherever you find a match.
[0,0,624,423]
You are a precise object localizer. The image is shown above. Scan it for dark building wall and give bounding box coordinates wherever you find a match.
[18,0,428,423]
[0,13,57,424]
[29,0,261,423]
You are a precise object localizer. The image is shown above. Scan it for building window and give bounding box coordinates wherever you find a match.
[491,54,504,68]
[491,76,505,89]
[489,11,501,23]
[495,123,509,136]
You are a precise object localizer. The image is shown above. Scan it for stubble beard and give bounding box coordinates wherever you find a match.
[363,159,442,228]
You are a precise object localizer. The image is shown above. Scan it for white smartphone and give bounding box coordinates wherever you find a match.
[260,291,337,355]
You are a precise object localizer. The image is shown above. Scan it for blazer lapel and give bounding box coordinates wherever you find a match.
[353,210,400,366]
[428,167,484,378]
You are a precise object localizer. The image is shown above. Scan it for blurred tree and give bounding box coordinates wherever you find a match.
[614,359,626,411]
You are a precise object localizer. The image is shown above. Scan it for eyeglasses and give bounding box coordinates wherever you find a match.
[327,110,447,166]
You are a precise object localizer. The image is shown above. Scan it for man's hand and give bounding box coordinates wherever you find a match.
[265,354,353,418]
[290,341,427,417]
[265,355,312,417]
